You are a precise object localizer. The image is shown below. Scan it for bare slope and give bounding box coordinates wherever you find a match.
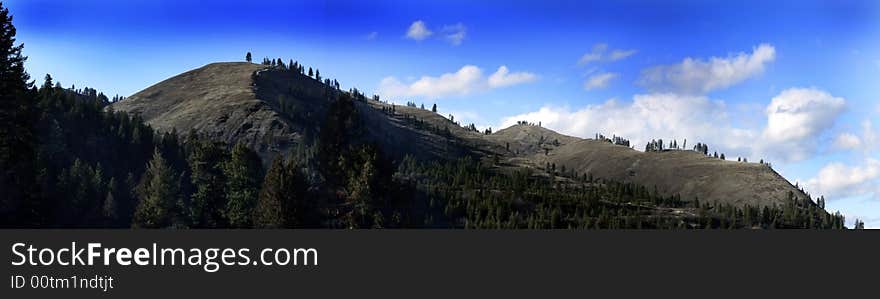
[112,62,487,163]
[112,62,298,159]
[358,100,504,161]
[488,124,805,208]
[487,124,580,156]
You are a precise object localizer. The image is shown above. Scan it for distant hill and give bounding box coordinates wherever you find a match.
[113,62,815,210]
[483,124,804,208]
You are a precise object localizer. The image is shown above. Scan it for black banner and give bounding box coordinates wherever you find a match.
[0,230,874,298]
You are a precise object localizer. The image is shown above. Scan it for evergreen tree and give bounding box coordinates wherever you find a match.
[308,67,313,77]
[102,177,118,224]
[318,93,358,186]
[854,219,865,229]
[222,143,263,228]
[188,138,228,227]
[245,52,252,63]
[255,155,307,228]
[432,103,437,113]
[133,149,181,228]
[346,146,381,228]
[0,3,36,226]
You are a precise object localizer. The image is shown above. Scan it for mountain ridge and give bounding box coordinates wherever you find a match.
[112,61,814,209]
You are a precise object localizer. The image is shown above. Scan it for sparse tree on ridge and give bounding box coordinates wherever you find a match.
[854,219,865,229]
[245,52,252,63]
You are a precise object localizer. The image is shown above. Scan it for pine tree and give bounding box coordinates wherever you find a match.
[308,67,313,77]
[103,177,118,224]
[222,143,263,228]
[255,155,306,228]
[432,103,437,113]
[347,147,379,228]
[0,3,36,226]
[188,138,228,227]
[133,149,181,228]
[854,219,865,229]
[245,52,252,63]
[318,93,358,186]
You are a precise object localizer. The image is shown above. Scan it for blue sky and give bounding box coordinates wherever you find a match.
[6,0,880,227]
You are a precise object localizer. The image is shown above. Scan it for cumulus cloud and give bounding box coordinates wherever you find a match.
[578,43,636,65]
[405,20,432,41]
[833,133,862,150]
[760,87,846,160]
[442,23,466,46]
[638,44,776,94]
[488,66,537,88]
[805,159,880,199]
[836,120,879,153]
[609,49,637,61]
[583,72,618,90]
[379,65,536,98]
[498,93,760,159]
[578,43,608,65]
[497,87,846,163]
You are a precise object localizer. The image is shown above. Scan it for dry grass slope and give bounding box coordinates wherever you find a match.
[487,125,805,208]
[112,62,298,161]
[113,62,811,209]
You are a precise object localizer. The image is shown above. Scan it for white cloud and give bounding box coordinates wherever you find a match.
[488,66,537,88]
[806,159,880,199]
[833,133,862,150]
[498,93,758,158]
[837,120,880,153]
[638,43,776,94]
[609,49,637,61]
[379,65,536,98]
[405,20,432,41]
[364,31,378,40]
[578,43,635,65]
[442,23,466,46]
[497,87,846,163]
[862,120,879,149]
[583,72,618,90]
[760,87,846,160]
[578,43,608,65]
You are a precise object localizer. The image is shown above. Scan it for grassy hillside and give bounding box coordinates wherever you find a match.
[107,61,838,228]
